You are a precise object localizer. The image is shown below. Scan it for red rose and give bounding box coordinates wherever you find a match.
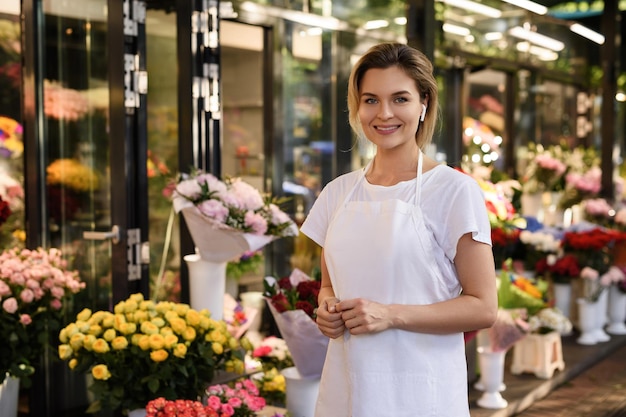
[295,300,315,318]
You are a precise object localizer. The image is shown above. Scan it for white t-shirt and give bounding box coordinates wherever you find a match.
[301,164,492,262]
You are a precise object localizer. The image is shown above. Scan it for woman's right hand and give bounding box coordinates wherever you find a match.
[316,297,345,339]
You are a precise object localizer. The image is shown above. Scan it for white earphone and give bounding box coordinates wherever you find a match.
[420,104,427,122]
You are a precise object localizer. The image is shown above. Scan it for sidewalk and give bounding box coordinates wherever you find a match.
[469,333,626,417]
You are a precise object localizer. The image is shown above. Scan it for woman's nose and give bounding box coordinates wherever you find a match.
[377,102,393,119]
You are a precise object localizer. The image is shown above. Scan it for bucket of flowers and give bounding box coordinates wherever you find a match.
[0,247,85,388]
[57,293,247,414]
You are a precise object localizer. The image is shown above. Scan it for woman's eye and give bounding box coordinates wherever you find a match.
[364,98,378,104]
[394,96,408,103]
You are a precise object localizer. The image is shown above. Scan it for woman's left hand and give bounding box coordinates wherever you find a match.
[335,298,390,335]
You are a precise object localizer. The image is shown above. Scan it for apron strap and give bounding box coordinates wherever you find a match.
[415,150,423,206]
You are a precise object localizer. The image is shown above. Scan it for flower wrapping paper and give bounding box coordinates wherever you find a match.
[266,299,328,378]
[179,206,275,263]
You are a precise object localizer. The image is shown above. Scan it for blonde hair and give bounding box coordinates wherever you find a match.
[347,42,438,149]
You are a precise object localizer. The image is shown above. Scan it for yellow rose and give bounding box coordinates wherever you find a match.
[140,300,155,311]
[173,343,187,358]
[124,299,138,314]
[150,349,168,362]
[101,312,115,328]
[103,328,116,341]
[131,334,143,346]
[169,317,187,334]
[148,333,165,350]
[58,344,73,360]
[114,314,127,331]
[87,325,102,336]
[185,310,201,327]
[63,323,79,339]
[199,316,211,330]
[164,310,179,323]
[69,333,84,350]
[119,322,137,335]
[129,293,144,303]
[164,334,179,349]
[182,327,196,342]
[239,337,253,352]
[76,320,90,333]
[228,337,238,350]
[89,310,106,325]
[92,338,110,354]
[207,329,226,344]
[211,342,223,355]
[111,336,129,350]
[76,308,92,322]
[114,301,126,314]
[59,328,69,344]
[232,358,245,374]
[138,335,150,351]
[141,321,159,335]
[69,359,78,370]
[151,317,165,328]
[160,327,174,337]
[83,334,96,350]
[174,303,190,317]
[133,310,149,323]
[92,364,111,380]
[155,301,173,315]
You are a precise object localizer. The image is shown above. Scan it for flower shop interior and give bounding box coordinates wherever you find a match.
[0,0,625,416]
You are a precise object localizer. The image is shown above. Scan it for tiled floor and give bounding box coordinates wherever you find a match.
[469,333,626,417]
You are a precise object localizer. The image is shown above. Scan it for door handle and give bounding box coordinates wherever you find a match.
[83,225,120,244]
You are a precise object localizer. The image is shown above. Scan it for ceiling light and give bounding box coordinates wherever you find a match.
[509,26,564,51]
[438,0,502,18]
[570,23,605,45]
[394,17,407,25]
[501,0,547,15]
[516,42,559,61]
[485,32,503,41]
[363,19,389,30]
[443,23,471,36]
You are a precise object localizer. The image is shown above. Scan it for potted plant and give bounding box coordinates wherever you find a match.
[57,293,248,414]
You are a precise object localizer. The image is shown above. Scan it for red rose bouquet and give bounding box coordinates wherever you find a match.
[264,269,328,378]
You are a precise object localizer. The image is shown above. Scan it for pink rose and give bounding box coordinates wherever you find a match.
[207,396,222,410]
[197,199,229,223]
[244,211,268,235]
[20,288,34,303]
[20,314,32,325]
[0,280,11,296]
[50,298,62,310]
[2,297,18,314]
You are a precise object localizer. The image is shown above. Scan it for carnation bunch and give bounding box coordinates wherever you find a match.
[58,293,246,413]
[527,307,573,335]
[0,247,84,386]
[251,336,294,371]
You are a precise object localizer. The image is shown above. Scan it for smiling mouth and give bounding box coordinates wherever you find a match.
[375,125,400,132]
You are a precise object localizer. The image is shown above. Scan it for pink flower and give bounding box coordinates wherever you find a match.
[197,199,229,223]
[50,298,62,310]
[244,211,268,235]
[20,288,34,303]
[0,280,10,296]
[581,266,599,280]
[20,314,32,325]
[207,395,222,410]
[2,297,18,313]
[228,179,264,210]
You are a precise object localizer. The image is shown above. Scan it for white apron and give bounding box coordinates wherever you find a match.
[315,151,469,417]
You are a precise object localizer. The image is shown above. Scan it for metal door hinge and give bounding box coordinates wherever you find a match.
[127,228,149,281]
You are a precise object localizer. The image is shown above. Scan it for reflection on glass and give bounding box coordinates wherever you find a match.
[43,0,111,311]
[0,8,25,251]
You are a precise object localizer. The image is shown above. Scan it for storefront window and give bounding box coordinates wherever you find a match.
[0,3,24,251]
[43,0,111,310]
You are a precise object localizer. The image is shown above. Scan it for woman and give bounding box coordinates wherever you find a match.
[300,42,498,416]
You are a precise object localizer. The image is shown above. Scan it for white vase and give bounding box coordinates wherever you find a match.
[282,366,320,417]
[553,282,573,322]
[473,330,505,392]
[607,284,626,335]
[184,253,227,320]
[577,298,598,345]
[592,289,611,343]
[476,347,508,409]
[128,409,147,417]
[0,374,19,417]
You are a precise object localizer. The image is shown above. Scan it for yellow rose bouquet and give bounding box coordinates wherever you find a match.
[57,293,246,414]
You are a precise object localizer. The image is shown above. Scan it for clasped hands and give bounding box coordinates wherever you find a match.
[316,297,389,338]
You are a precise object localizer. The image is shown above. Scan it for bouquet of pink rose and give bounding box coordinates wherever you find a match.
[170,170,298,263]
[0,247,85,386]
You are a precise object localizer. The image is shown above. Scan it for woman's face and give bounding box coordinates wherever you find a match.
[357,66,424,151]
